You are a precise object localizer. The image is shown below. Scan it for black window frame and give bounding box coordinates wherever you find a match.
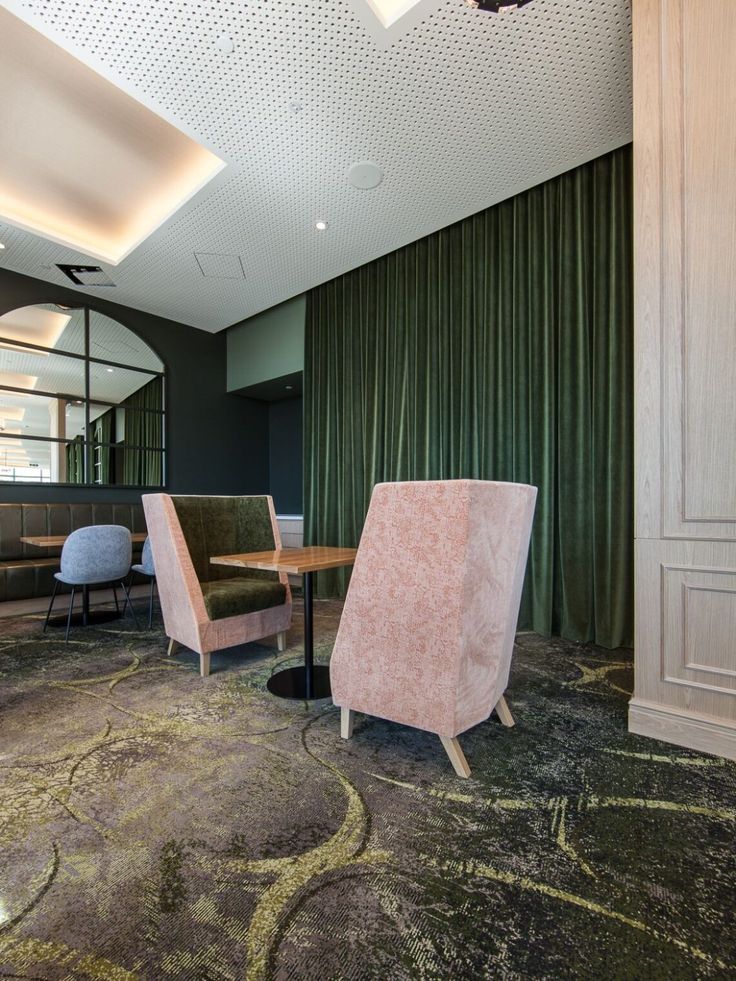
[0,303,167,488]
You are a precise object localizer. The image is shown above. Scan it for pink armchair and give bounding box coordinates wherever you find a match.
[142,494,292,678]
[330,480,537,777]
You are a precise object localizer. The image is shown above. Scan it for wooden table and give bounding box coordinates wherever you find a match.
[21,531,147,626]
[210,546,357,700]
[21,532,147,548]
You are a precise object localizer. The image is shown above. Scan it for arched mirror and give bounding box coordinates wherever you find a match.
[0,304,165,485]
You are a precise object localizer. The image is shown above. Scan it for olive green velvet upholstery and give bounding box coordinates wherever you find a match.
[171,496,285,621]
[200,579,286,621]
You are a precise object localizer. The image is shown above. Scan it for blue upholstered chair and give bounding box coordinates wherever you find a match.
[130,536,157,629]
[44,525,139,641]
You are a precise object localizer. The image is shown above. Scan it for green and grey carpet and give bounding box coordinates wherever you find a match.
[1,600,734,980]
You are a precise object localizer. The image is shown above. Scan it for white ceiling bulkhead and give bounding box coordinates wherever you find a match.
[0,0,632,332]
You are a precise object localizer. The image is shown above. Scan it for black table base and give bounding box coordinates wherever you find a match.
[267,569,332,701]
[267,664,331,699]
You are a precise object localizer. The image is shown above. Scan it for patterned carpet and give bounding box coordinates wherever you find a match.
[1,597,735,981]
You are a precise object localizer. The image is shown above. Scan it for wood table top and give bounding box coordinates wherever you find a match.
[210,545,358,575]
[20,532,148,547]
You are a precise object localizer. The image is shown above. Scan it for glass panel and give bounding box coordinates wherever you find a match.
[0,305,165,485]
[86,444,163,487]
[0,346,85,399]
[89,310,163,371]
[87,361,160,402]
[119,447,164,487]
[116,408,165,451]
[0,390,88,440]
[0,435,54,483]
[0,303,85,356]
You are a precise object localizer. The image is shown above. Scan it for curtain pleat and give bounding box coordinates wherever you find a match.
[66,436,84,484]
[93,408,113,484]
[123,376,164,486]
[304,144,633,649]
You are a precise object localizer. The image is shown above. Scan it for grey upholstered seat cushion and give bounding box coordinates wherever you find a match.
[55,525,132,585]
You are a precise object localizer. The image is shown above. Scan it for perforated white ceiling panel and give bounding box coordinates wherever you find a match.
[0,0,632,332]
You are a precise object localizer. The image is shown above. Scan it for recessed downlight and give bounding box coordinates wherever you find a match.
[315,220,329,231]
[0,243,5,250]
[216,35,235,53]
[106,368,114,373]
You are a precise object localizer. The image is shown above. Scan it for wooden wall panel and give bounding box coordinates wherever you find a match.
[630,0,736,758]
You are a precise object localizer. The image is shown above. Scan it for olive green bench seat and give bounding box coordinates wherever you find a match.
[142,494,292,678]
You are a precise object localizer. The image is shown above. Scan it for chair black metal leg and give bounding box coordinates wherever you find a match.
[148,576,155,629]
[112,582,120,613]
[82,585,90,627]
[65,585,76,643]
[120,581,140,629]
[44,579,60,633]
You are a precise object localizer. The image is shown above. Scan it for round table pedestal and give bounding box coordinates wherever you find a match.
[266,664,331,700]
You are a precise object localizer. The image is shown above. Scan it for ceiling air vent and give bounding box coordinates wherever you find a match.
[56,264,116,287]
[194,253,246,280]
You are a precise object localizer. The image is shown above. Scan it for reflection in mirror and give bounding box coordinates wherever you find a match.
[0,347,86,399]
[90,310,163,371]
[0,304,165,486]
[0,304,84,355]
[0,435,54,483]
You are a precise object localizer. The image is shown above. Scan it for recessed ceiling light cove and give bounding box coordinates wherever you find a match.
[0,7,226,266]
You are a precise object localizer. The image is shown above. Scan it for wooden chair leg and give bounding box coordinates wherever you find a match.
[199,652,211,678]
[341,707,354,739]
[276,630,287,652]
[439,735,471,778]
[167,638,179,657]
[495,695,515,728]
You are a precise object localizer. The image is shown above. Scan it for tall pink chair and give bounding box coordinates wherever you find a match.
[142,494,292,678]
[330,480,537,777]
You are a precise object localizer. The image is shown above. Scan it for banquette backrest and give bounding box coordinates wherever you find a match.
[0,503,146,602]
[0,503,146,560]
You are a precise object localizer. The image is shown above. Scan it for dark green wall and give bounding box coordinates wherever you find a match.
[0,267,269,504]
[268,397,302,515]
[227,295,305,394]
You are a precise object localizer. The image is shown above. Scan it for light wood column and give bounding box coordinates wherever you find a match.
[630,0,736,758]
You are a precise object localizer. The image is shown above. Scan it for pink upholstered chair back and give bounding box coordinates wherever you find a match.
[142,494,208,653]
[330,480,537,738]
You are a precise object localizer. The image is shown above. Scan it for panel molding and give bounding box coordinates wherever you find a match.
[632,0,736,757]
[662,563,736,696]
[629,699,736,761]
[661,0,736,539]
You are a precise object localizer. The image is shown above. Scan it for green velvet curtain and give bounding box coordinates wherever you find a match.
[66,436,85,484]
[93,408,113,484]
[304,145,633,648]
[123,376,164,486]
